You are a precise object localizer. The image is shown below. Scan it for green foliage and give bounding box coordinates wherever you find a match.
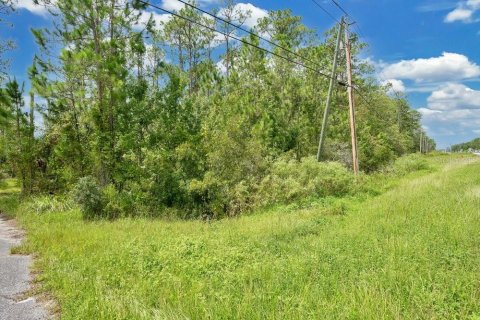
[0,0,15,79]
[3,155,480,319]
[451,137,480,152]
[101,184,125,220]
[72,176,103,220]
[0,177,20,195]
[390,153,431,176]
[259,156,353,206]
[0,1,433,219]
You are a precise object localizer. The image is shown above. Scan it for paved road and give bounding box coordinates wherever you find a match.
[0,216,48,320]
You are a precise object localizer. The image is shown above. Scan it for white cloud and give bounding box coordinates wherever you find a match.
[15,0,51,17]
[161,0,223,12]
[212,3,268,46]
[161,0,185,11]
[417,2,458,12]
[427,83,480,110]
[418,108,442,116]
[405,83,443,93]
[363,56,387,70]
[216,59,227,74]
[421,108,480,125]
[218,3,268,29]
[135,10,172,29]
[445,7,474,22]
[445,0,480,23]
[420,107,480,140]
[135,2,267,35]
[380,52,480,83]
[418,83,480,142]
[469,0,480,8]
[240,3,268,29]
[381,79,406,94]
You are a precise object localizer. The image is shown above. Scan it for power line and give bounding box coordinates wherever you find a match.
[327,1,368,43]
[345,20,366,43]
[174,0,331,77]
[376,71,407,104]
[352,23,366,41]
[141,0,396,126]
[353,86,405,129]
[137,0,349,86]
[308,0,340,23]
[330,0,350,17]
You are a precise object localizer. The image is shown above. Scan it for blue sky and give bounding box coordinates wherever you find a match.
[3,0,480,148]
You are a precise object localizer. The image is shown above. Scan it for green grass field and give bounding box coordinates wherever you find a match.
[2,154,480,319]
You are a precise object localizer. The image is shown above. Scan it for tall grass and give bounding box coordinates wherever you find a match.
[2,154,480,319]
[0,178,21,195]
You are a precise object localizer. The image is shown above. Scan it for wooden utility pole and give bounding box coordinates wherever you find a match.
[317,17,345,161]
[344,22,359,175]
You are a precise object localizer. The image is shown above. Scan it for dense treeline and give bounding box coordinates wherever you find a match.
[451,138,480,152]
[0,0,431,218]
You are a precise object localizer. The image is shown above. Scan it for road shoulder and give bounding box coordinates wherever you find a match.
[0,215,49,320]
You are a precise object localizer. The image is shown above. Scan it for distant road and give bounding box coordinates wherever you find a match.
[0,216,48,320]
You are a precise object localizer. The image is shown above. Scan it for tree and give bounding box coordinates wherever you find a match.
[1,79,34,192]
[0,0,15,81]
[33,0,150,185]
[162,2,216,93]
[216,0,251,79]
[451,138,479,152]
[15,2,433,217]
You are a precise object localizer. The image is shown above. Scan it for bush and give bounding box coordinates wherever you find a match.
[187,173,259,219]
[187,173,226,219]
[258,156,353,206]
[72,176,104,220]
[391,154,430,176]
[102,184,124,220]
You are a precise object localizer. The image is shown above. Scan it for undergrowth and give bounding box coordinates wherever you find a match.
[3,154,479,319]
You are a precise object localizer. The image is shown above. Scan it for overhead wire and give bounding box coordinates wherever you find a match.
[312,1,426,144]
[330,0,350,18]
[141,0,393,119]
[309,1,406,119]
[137,0,350,86]
[174,0,328,72]
[327,0,367,47]
[308,0,340,23]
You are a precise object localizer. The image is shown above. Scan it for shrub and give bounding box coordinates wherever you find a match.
[187,173,226,219]
[72,176,104,220]
[187,173,258,219]
[258,156,353,206]
[102,184,124,220]
[143,149,187,210]
[391,154,430,176]
[228,180,258,216]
